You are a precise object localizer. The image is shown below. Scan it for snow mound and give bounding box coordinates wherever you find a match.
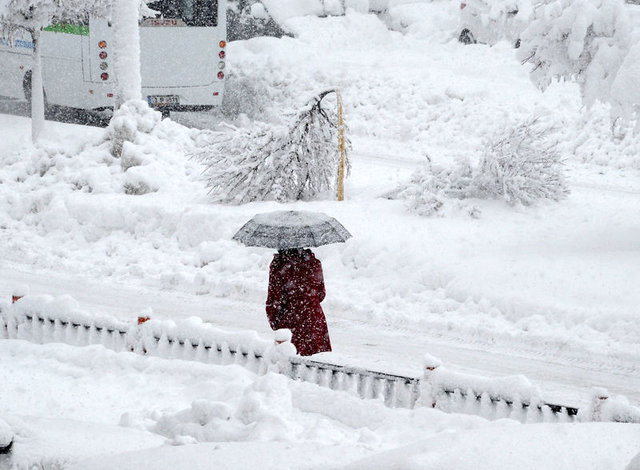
[147,374,302,444]
[342,422,640,470]
[0,417,13,449]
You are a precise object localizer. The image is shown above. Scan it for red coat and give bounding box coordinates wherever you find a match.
[266,249,331,356]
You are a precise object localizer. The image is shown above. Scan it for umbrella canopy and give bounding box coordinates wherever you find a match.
[233,210,352,250]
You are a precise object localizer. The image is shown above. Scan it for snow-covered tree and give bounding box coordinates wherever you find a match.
[391,118,568,216]
[518,0,638,123]
[0,0,112,141]
[112,0,141,109]
[106,0,158,158]
[195,90,351,204]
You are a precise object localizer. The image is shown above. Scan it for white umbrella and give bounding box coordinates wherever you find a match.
[233,210,351,250]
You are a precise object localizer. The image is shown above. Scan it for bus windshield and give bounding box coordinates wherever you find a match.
[146,0,218,26]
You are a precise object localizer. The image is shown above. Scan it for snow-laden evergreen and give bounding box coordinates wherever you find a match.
[196,90,350,204]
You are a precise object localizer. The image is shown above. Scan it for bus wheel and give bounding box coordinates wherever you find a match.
[23,71,48,109]
[458,29,476,45]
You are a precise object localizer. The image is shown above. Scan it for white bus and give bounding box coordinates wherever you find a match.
[0,0,227,114]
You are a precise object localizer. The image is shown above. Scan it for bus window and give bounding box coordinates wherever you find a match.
[146,0,218,26]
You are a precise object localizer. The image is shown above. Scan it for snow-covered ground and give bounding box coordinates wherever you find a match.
[1,1,640,467]
[2,340,640,469]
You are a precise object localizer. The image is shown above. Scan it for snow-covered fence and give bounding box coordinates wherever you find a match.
[286,356,421,408]
[420,363,579,423]
[2,295,640,424]
[0,295,274,375]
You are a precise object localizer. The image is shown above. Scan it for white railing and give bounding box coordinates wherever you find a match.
[2,295,639,424]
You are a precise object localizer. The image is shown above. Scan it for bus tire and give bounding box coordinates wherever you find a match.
[23,71,48,109]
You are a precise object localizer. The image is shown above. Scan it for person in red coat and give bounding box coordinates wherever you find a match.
[266,248,332,356]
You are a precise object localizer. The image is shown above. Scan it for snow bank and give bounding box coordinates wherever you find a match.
[3,415,163,469]
[261,0,324,23]
[342,422,640,470]
[628,452,640,470]
[383,0,459,38]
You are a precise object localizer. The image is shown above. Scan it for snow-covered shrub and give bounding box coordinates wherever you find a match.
[519,0,637,123]
[196,90,350,204]
[391,157,475,216]
[392,119,567,215]
[227,0,290,41]
[474,118,568,205]
[219,71,269,120]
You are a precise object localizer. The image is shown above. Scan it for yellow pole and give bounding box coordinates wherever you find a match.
[337,89,346,201]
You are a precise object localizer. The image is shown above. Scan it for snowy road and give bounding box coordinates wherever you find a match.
[2,262,638,408]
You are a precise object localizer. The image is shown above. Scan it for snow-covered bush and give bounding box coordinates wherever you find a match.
[196,90,350,204]
[227,0,290,41]
[391,157,475,216]
[518,0,638,123]
[474,118,568,205]
[392,119,567,215]
[219,71,269,120]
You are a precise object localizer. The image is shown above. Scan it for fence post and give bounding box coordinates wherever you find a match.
[11,285,29,304]
[270,329,296,376]
[591,388,610,422]
[418,353,443,408]
[336,89,346,201]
